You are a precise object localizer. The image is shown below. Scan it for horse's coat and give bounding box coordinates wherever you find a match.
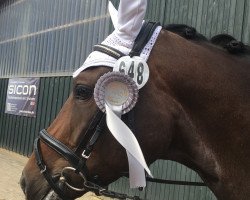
[21,28,250,200]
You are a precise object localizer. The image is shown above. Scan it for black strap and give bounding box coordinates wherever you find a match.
[146,177,206,187]
[39,129,80,167]
[81,114,106,158]
[129,22,160,57]
[75,114,106,174]
[75,110,104,155]
[122,109,135,133]
[34,138,70,200]
[124,22,160,134]
[93,44,126,59]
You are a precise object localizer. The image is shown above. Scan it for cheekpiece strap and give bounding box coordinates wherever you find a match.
[93,44,126,60]
[129,21,160,57]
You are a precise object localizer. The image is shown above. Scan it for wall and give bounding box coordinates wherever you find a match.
[0,0,109,155]
[0,0,110,78]
[146,0,250,43]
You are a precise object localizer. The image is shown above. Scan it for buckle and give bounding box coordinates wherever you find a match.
[81,150,91,159]
[40,165,47,174]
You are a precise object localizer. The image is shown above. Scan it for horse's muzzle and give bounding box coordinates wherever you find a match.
[20,170,63,200]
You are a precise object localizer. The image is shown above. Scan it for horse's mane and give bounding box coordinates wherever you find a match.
[164,24,250,56]
[163,24,208,41]
[210,34,250,55]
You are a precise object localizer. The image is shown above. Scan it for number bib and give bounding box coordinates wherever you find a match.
[114,56,149,89]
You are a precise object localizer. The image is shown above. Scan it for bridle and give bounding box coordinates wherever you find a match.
[34,109,142,200]
[33,21,159,200]
[33,22,205,200]
[34,110,106,198]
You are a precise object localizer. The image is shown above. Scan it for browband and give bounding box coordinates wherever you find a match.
[93,44,126,60]
[94,21,160,59]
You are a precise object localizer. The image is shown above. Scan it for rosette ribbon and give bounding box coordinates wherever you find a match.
[105,104,152,188]
[94,72,152,188]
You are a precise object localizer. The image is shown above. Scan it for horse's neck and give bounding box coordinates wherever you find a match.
[151,30,250,142]
[149,30,250,199]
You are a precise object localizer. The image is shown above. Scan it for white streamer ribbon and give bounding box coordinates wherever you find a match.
[105,104,152,188]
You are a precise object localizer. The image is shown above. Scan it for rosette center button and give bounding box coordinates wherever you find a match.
[105,81,129,106]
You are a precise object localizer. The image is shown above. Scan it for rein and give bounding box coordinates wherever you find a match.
[33,22,205,200]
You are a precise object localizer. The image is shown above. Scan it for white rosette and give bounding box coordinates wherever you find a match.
[94,71,152,188]
[94,71,138,114]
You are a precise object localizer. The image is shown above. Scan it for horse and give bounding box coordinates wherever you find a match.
[20,25,250,200]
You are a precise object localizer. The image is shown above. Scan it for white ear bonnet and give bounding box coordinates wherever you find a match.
[73,1,147,77]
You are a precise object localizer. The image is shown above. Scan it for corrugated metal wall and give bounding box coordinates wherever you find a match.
[0,0,249,199]
[0,0,249,78]
[0,0,110,78]
[145,0,250,43]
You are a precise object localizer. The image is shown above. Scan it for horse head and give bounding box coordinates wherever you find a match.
[20,1,250,199]
[20,35,184,198]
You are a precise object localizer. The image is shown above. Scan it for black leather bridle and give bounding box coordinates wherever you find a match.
[34,22,187,200]
[34,110,106,199]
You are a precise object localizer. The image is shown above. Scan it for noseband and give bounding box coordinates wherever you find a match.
[34,110,106,199]
[34,110,141,200]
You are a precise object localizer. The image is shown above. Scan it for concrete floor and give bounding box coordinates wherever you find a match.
[0,148,112,200]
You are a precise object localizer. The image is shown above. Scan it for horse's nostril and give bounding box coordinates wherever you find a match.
[20,173,26,194]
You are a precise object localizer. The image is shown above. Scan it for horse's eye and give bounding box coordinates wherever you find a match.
[74,85,93,100]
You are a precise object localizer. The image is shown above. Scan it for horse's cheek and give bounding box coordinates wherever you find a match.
[86,135,127,182]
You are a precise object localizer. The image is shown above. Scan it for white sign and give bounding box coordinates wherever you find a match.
[114,56,149,89]
[5,78,40,117]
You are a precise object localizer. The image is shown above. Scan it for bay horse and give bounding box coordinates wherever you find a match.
[20,26,250,200]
